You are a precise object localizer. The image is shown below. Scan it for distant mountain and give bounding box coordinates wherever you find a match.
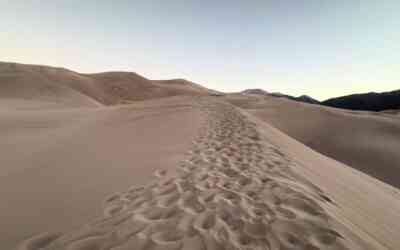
[271,92,320,104]
[241,89,320,105]
[322,90,400,111]
[296,95,320,104]
[242,87,400,111]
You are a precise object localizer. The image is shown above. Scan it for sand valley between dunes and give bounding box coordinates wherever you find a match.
[15,97,400,250]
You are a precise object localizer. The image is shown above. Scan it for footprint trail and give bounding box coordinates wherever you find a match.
[19,98,368,250]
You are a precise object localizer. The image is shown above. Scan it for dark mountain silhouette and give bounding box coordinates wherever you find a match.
[242,87,400,112]
[322,90,400,111]
[297,95,320,104]
[271,93,320,104]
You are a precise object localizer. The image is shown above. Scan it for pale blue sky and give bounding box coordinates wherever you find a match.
[1,0,399,100]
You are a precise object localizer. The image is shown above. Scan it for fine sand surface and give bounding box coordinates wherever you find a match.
[15,98,400,250]
[225,93,400,189]
[0,97,204,249]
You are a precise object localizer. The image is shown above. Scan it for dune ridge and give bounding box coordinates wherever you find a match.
[0,62,212,107]
[18,99,371,250]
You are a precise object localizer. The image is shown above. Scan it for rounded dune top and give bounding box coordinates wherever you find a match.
[0,62,213,107]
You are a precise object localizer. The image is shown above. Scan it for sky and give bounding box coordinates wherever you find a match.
[1,0,399,100]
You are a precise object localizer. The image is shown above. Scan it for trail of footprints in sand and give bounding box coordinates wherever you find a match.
[20,99,361,250]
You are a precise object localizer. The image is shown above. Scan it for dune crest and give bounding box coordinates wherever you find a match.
[19,99,368,250]
[0,62,213,108]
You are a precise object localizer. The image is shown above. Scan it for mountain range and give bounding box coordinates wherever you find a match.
[322,90,400,111]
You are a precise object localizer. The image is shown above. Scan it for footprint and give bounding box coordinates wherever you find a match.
[158,190,180,207]
[18,232,61,250]
[180,192,205,214]
[65,235,110,250]
[104,204,124,217]
[110,236,149,250]
[193,210,216,232]
[116,219,147,239]
[151,230,183,250]
[243,221,268,239]
[154,169,167,178]
[141,206,165,221]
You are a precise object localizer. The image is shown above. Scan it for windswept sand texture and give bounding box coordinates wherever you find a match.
[17,99,398,250]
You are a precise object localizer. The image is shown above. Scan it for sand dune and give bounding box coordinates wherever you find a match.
[0,97,204,249]
[0,62,212,107]
[225,93,400,189]
[2,63,400,249]
[14,97,400,250]
[0,63,102,108]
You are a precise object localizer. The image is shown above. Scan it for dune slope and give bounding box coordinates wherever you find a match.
[225,94,400,189]
[0,62,102,108]
[16,98,400,250]
[0,62,212,107]
[0,97,204,249]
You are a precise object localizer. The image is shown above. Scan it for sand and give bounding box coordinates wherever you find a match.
[0,97,204,249]
[2,62,400,249]
[225,93,400,189]
[0,62,212,106]
[14,97,400,250]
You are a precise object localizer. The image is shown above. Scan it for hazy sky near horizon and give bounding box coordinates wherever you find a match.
[1,0,399,100]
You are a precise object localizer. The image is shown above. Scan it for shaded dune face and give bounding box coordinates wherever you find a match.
[19,100,368,250]
[225,94,400,189]
[0,63,102,108]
